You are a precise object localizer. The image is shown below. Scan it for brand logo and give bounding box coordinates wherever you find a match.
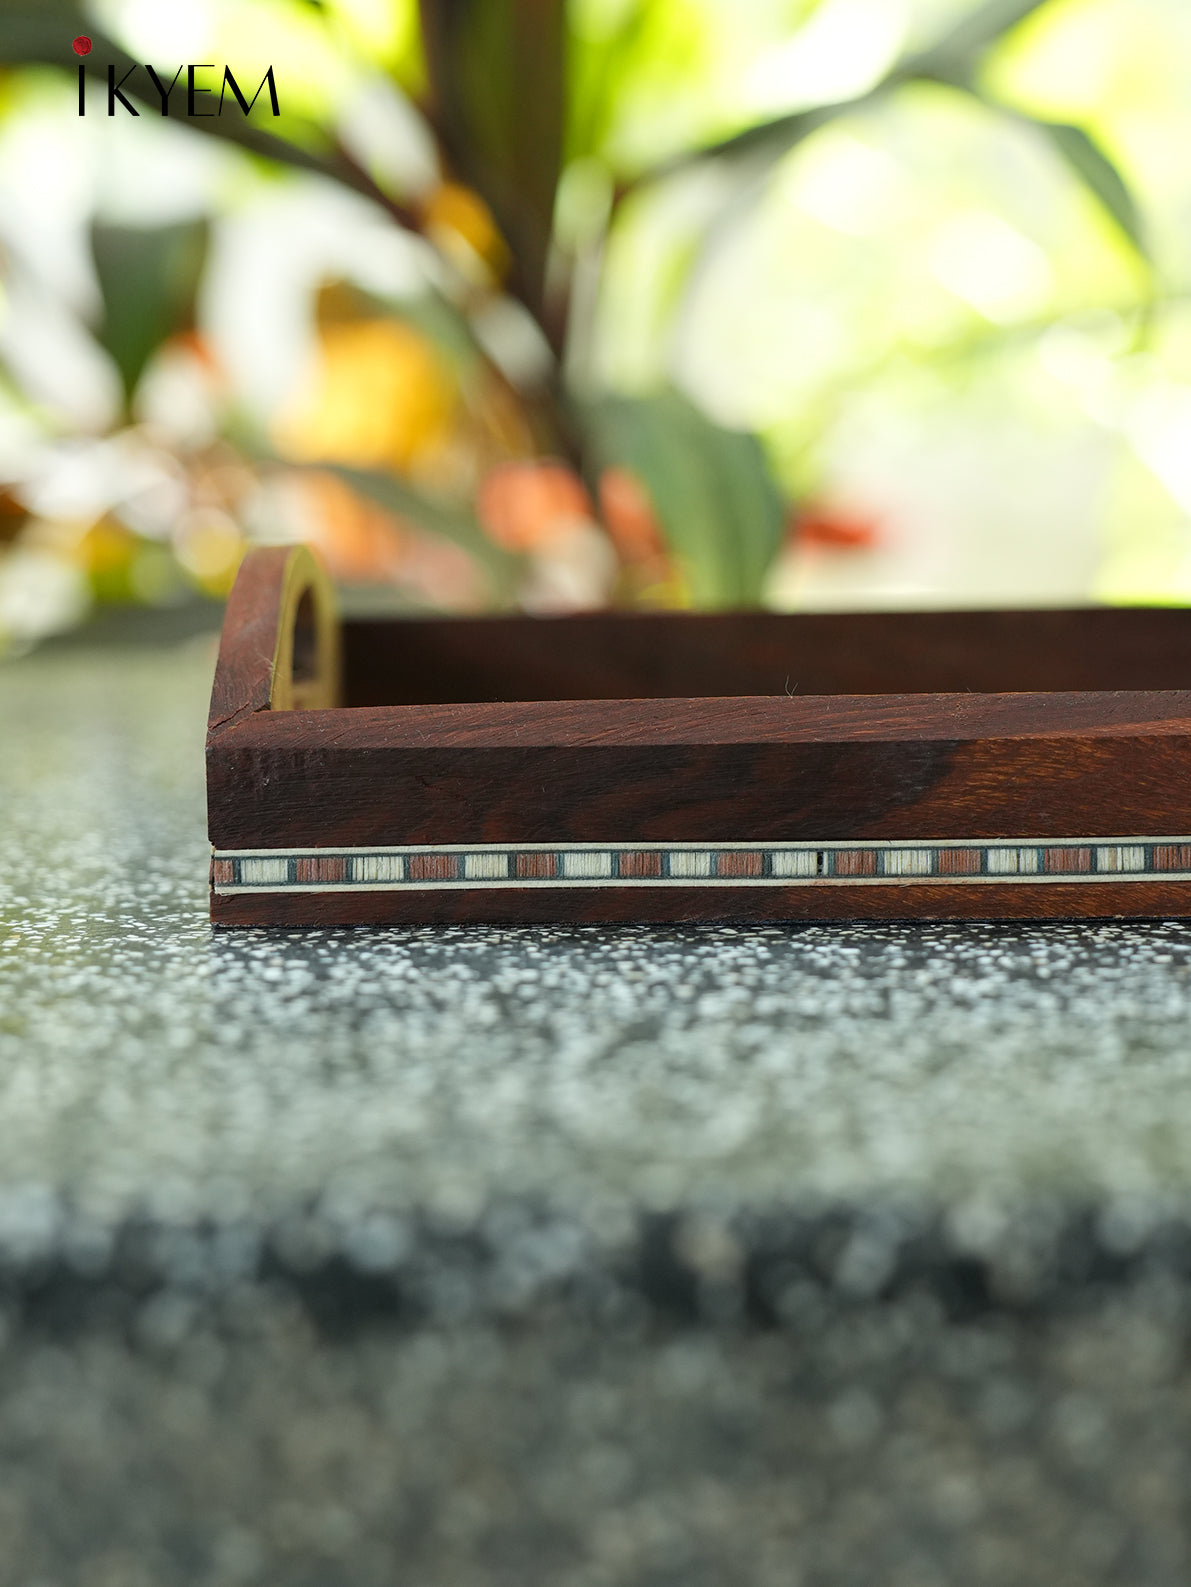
[74,38,280,118]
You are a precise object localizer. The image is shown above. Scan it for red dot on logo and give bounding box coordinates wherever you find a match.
[72,36,92,56]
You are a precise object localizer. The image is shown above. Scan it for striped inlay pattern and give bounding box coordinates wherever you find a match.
[212,840,1191,893]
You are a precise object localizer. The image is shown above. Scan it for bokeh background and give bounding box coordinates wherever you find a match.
[1,0,1189,652]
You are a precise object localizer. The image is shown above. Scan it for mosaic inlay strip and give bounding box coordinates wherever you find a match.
[211,840,1191,893]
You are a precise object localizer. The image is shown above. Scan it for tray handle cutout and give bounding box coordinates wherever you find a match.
[208,545,341,730]
[271,549,340,712]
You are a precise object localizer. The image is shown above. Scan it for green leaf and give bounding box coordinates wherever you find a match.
[898,0,1054,84]
[944,89,1149,264]
[905,6,1152,267]
[583,391,786,608]
[90,218,209,406]
[647,101,858,182]
[0,0,88,56]
[630,0,1056,189]
[567,0,650,164]
[418,0,567,327]
[1034,119,1148,260]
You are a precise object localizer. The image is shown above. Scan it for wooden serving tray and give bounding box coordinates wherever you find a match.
[208,544,1191,926]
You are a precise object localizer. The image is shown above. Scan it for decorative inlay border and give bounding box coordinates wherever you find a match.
[211,840,1191,893]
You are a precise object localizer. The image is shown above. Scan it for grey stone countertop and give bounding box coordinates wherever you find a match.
[4,630,1191,1587]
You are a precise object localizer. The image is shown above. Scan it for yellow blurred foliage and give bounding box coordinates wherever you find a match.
[77,519,142,602]
[79,519,135,578]
[422,182,511,284]
[75,518,190,604]
[273,319,457,473]
[174,510,246,597]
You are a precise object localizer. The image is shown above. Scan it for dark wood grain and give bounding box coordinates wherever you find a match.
[210,881,1191,927]
[208,545,292,732]
[213,689,1191,748]
[207,692,1191,850]
[343,607,1191,705]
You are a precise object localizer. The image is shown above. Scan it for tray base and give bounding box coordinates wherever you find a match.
[210,879,1191,927]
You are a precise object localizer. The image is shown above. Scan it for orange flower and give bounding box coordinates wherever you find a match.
[598,467,666,563]
[298,471,412,585]
[476,460,594,552]
[790,505,880,549]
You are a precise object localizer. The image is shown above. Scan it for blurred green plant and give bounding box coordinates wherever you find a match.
[91,217,210,410]
[586,390,786,606]
[0,0,1156,612]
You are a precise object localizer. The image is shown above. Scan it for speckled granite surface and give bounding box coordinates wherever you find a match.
[4,636,1191,1585]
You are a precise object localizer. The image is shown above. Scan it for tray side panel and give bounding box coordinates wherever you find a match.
[207,723,1191,850]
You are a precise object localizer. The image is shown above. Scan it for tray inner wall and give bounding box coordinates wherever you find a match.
[341,608,1191,707]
